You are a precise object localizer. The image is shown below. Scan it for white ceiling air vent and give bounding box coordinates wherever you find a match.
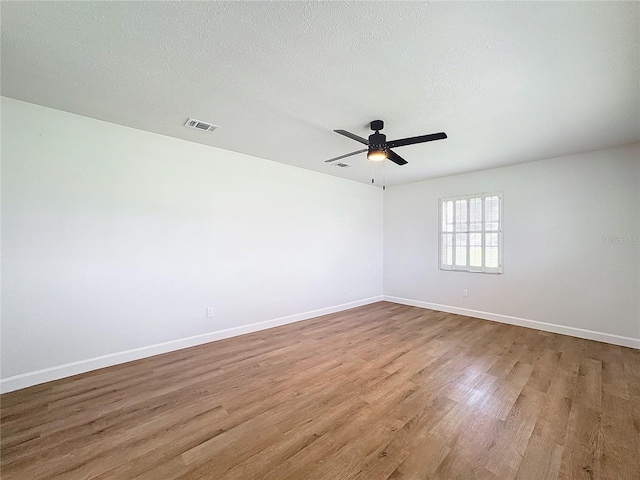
[333,162,351,168]
[184,118,219,132]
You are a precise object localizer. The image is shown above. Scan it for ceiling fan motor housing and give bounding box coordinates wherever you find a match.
[369,120,386,155]
[368,131,386,151]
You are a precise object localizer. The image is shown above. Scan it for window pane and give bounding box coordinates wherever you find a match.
[455,200,468,232]
[469,197,482,231]
[470,233,482,267]
[485,195,500,231]
[485,232,499,267]
[442,201,454,232]
[455,233,467,266]
[442,233,453,265]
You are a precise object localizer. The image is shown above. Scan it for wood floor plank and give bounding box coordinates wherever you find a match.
[1,302,639,480]
[515,434,563,480]
[386,433,450,479]
[558,404,603,480]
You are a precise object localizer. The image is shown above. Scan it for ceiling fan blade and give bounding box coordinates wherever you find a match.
[324,148,368,163]
[387,149,408,166]
[386,132,447,149]
[334,130,369,145]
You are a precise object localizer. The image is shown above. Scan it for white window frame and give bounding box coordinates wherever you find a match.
[438,192,503,274]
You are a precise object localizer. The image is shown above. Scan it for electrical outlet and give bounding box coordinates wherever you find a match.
[462,290,468,298]
[344,285,349,294]
[206,307,214,318]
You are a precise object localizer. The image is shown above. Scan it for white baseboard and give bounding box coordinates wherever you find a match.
[0,296,383,394]
[383,295,640,350]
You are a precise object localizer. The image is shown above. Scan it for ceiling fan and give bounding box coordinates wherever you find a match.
[325,120,447,165]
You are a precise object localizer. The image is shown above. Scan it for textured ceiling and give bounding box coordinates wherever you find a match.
[2,1,639,186]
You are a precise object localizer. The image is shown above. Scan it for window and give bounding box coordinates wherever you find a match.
[439,192,502,273]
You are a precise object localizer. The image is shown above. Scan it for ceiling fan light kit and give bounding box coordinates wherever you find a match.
[326,120,447,166]
[367,148,387,162]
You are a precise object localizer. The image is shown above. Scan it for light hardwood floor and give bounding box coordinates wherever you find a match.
[1,302,639,479]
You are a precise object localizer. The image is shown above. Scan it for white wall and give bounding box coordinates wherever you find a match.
[384,144,640,347]
[0,97,383,391]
